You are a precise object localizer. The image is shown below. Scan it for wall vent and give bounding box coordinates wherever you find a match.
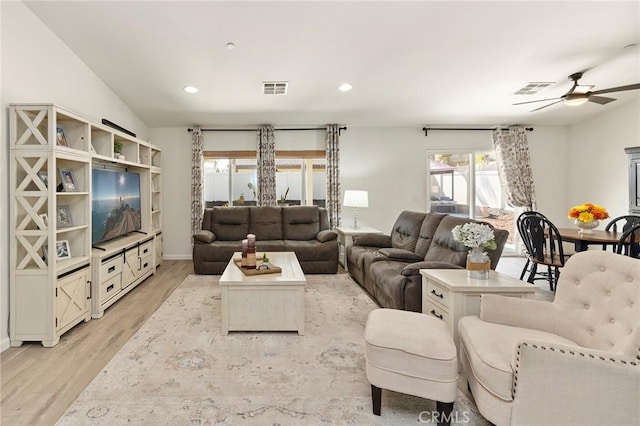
[263,81,288,95]
[514,82,555,95]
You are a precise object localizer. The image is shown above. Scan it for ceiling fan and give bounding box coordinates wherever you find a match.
[513,72,640,112]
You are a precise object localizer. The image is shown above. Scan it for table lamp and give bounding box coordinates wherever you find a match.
[343,190,368,229]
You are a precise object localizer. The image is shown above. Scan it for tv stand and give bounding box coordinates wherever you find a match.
[91,233,155,318]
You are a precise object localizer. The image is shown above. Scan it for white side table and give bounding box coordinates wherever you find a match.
[335,226,383,271]
[420,269,536,367]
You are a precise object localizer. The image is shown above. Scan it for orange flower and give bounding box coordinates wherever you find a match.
[567,203,609,223]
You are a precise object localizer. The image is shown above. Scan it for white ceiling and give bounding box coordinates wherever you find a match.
[24,1,640,128]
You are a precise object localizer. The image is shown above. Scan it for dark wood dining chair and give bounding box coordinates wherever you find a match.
[605,215,640,252]
[518,213,567,291]
[516,211,550,281]
[615,223,640,258]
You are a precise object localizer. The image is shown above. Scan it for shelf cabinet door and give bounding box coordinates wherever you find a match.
[56,267,90,332]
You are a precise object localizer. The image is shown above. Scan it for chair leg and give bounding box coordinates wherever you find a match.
[436,401,454,426]
[519,259,530,280]
[371,384,382,416]
[527,263,538,283]
[547,266,554,291]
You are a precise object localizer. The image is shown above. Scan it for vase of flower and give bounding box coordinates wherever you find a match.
[568,203,608,235]
[452,222,496,280]
[466,247,491,279]
[575,218,599,234]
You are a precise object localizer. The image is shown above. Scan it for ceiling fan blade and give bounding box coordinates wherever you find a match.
[590,83,640,95]
[588,95,616,105]
[531,100,563,112]
[513,97,561,106]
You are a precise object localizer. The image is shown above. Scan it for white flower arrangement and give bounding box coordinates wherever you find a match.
[451,222,497,250]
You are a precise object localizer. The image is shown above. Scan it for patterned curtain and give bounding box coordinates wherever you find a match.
[257,125,276,206]
[325,124,341,229]
[191,127,204,237]
[492,126,536,210]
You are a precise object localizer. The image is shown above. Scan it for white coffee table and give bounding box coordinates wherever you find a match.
[219,252,306,335]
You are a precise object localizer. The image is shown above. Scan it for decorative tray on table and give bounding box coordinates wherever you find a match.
[233,259,282,276]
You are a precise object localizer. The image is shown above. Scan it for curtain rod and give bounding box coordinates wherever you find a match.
[187,126,347,134]
[422,127,534,136]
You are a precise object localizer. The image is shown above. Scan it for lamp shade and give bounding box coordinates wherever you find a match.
[343,190,369,208]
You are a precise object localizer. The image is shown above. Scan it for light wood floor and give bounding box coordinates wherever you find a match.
[1,260,194,426]
[1,257,532,425]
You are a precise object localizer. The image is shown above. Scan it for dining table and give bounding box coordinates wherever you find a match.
[557,228,621,252]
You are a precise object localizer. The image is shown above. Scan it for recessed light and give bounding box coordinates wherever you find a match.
[184,85,199,94]
[339,83,352,92]
[226,42,236,50]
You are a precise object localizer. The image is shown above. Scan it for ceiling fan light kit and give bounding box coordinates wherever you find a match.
[563,94,589,106]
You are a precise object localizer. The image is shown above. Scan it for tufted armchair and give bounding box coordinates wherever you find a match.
[458,250,639,426]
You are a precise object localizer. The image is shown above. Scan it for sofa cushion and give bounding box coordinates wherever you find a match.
[211,207,250,241]
[401,261,464,277]
[414,212,447,258]
[424,215,474,266]
[458,315,578,402]
[249,206,283,240]
[255,240,285,252]
[390,211,427,252]
[282,206,320,240]
[284,239,335,262]
[378,248,423,262]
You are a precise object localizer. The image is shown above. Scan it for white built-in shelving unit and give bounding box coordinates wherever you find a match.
[9,104,162,347]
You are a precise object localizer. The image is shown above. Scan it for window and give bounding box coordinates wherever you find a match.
[204,152,257,207]
[427,151,515,250]
[204,150,325,207]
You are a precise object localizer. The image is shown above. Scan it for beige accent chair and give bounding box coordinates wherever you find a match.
[458,251,639,426]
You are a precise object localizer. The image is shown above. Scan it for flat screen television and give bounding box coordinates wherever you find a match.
[92,168,142,245]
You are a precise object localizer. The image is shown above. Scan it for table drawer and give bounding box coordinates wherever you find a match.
[424,300,451,324]
[426,281,451,309]
[100,274,122,303]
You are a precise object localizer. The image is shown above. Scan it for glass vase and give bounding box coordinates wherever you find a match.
[467,247,490,280]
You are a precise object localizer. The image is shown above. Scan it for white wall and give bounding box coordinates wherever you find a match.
[567,99,640,224]
[150,124,573,259]
[1,1,149,352]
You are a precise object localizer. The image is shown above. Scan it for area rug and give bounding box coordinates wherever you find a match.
[58,274,489,425]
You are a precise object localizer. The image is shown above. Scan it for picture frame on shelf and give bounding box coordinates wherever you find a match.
[56,240,71,260]
[56,205,73,228]
[58,168,78,192]
[56,126,69,147]
[37,171,48,188]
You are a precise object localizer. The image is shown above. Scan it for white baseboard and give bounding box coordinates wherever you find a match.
[1,336,11,353]
[163,254,192,260]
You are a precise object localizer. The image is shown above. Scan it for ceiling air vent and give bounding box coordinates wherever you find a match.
[514,82,555,95]
[263,81,288,95]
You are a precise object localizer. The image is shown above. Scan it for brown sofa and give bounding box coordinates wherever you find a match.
[193,206,338,274]
[346,211,509,312]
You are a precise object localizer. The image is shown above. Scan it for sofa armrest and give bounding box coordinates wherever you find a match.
[510,340,639,425]
[353,233,391,247]
[401,261,464,276]
[480,294,558,333]
[316,229,337,242]
[379,248,423,262]
[193,230,216,244]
